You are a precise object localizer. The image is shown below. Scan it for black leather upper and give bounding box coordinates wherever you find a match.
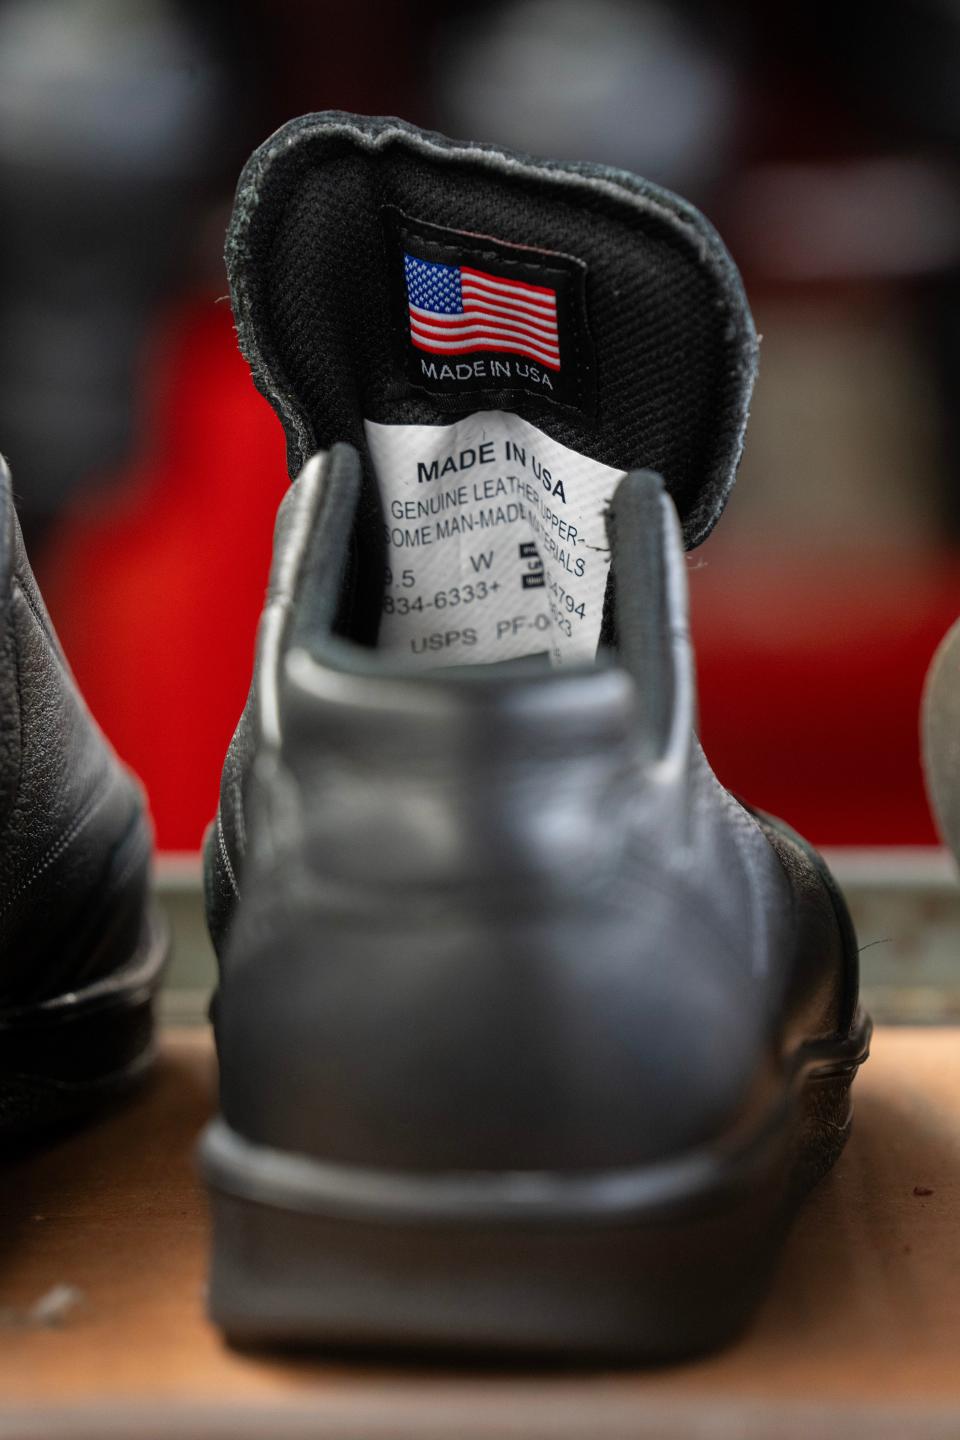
[207,112,857,1176]
[0,456,153,1008]
[206,448,860,1173]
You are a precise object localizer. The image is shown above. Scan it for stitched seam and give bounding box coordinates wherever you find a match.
[10,576,83,699]
[217,812,241,899]
[12,572,48,637]
[0,784,111,922]
[109,811,152,893]
[232,777,247,854]
[1,620,24,837]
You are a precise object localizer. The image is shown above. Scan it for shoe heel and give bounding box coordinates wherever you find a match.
[202,1117,801,1360]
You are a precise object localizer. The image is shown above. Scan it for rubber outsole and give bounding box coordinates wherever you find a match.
[201,1012,870,1360]
[0,909,169,1138]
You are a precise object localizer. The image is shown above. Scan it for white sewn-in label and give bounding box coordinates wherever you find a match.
[364,411,625,667]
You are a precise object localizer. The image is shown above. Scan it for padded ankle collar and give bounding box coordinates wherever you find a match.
[226,111,757,550]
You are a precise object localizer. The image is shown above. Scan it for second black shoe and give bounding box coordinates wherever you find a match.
[0,455,167,1135]
[201,114,870,1358]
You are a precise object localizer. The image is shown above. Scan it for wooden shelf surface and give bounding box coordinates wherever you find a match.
[1,1028,959,1438]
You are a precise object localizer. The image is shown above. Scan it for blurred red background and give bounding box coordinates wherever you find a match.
[35,289,955,850]
[6,0,960,851]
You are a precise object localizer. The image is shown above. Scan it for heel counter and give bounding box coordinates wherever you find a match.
[217,872,767,1173]
[273,653,651,896]
[216,664,768,1173]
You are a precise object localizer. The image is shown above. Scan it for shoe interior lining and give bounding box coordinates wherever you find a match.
[227,113,756,668]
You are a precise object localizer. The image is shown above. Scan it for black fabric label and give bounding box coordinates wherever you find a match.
[383,208,596,417]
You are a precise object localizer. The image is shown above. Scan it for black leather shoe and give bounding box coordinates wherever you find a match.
[923,618,960,859]
[0,455,166,1135]
[201,114,870,1358]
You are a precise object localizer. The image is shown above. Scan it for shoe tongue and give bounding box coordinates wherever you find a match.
[228,112,756,666]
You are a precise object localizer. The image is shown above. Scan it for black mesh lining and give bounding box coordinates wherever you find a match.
[227,114,757,644]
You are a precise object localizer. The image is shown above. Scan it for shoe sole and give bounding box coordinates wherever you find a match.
[0,909,169,1137]
[200,1012,870,1360]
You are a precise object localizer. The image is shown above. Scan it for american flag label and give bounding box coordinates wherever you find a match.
[385,209,595,415]
[404,257,561,371]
